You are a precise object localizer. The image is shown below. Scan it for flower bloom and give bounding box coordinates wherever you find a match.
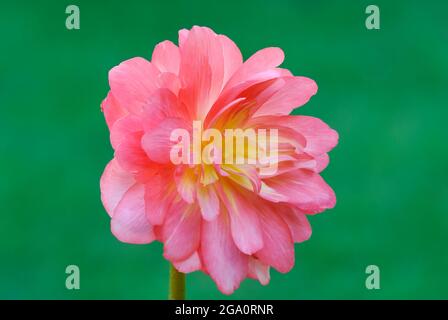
[100,26,338,294]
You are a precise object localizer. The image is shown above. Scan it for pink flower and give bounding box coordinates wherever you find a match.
[100,26,338,294]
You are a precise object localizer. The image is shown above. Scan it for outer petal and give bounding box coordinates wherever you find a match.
[151,40,180,75]
[144,170,176,225]
[274,116,339,156]
[179,26,225,119]
[261,170,336,214]
[315,153,330,173]
[101,91,128,129]
[162,202,201,262]
[218,183,263,255]
[156,72,181,95]
[109,57,160,114]
[110,115,142,150]
[255,204,295,273]
[218,34,243,86]
[201,211,248,294]
[278,205,312,243]
[178,28,189,47]
[141,88,189,133]
[252,77,318,117]
[173,252,202,273]
[115,131,152,173]
[248,257,270,286]
[100,159,135,217]
[111,183,155,244]
[259,182,289,202]
[225,47,284,90]
[141,117,189,164]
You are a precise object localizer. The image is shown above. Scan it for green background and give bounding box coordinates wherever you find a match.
[1,0,447,299]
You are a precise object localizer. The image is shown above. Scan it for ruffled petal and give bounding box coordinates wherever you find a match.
[218,34,243,86]
[218,183,263,255]
[115,131,152,173]
[101,91,128,129]
[111,183,155,244]
[175,167,197,204]
[278,205,312,243]
[152,40,180,75]
[110,115,142,150]
[253,77,317,117]
[109,57,160,114]
[255,203,294,273]
[100,159,135,217]
[144,170,176,225]
[248,257,270,285]
[141,117,189,164]
[225,47,284,90]
[261,170,336,214]
[162,202,201,262]
[173,251,202,273]
[271,116,339,156]
[201,211,248,294]
[178,26,225,119]
[197,184,220,221]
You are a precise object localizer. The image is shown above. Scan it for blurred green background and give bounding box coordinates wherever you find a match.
[1,0,447,299]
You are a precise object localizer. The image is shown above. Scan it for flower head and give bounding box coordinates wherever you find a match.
[100,26,338,294]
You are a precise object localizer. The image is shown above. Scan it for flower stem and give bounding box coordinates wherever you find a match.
[169,263,185,300]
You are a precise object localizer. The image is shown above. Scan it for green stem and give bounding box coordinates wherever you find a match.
[169,263,186,300]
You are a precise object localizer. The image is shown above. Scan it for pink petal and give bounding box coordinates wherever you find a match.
[178,26,225,119]
[280,116,339,156]
[259,182,289,202]
[144,170,176,225]
[162,202,201,262]
[315,153,330,172]
[101,91,128,129]
[111,183,155,244]
[175,167,197,204]
[279,205,312,243]
[151,40,180,75]
[115,131,152,173]
[248,257,270,285]
[109,57,160,115]
[197,184,220,221]
[141,89,189,132]
[255,204,295,273]
[201,211,248,295]
[218,34,243,86]
[218,184,263,254]
[178,28,189,47]
[209,76,301,128]
[224,47,284,90]
[249,119,307,154]
[221,164,261,193]
[110,115,143,150]
[100,159,135,217]
[253,77,318,117]
[262,170,336,214]
[173,251,202,273]
[156,72,181,95]
[141,117,189,164]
